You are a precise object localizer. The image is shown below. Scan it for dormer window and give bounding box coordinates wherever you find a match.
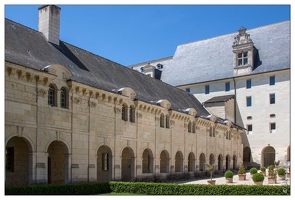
[238,52,248,66]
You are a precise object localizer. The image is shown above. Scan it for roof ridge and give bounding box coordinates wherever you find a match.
[178,20,290,47]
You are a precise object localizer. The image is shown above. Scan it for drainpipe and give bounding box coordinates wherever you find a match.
[233,77,237,124]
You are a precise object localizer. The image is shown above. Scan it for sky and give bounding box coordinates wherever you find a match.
[3,2,291,66]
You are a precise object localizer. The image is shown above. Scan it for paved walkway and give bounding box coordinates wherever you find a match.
[179,172,290,186]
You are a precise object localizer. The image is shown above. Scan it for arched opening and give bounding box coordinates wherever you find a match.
[188,152,195,172]
[262,146,276,167]
[243,146,251,162]
[47,141,69,184]
[175,151,183,172]
[121,147,135,181]
[160,150,169,173]
[232,155,237,170]
[142,148,153,173]
[97,145,112,182]
[226,155,230,170]
[287,145,290,161]
[5,136,32,186]
[218,154,223,170]
[199,153,206,171]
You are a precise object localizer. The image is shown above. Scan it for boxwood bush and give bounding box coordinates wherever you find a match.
[250,167,258,175]
[6,181,290,195]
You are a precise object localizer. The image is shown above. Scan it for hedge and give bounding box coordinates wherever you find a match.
[6,181,290,195]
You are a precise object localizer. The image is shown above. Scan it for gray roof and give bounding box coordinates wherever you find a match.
[5,18,210,117]
[203,95,235,104]
[159,21,290,86]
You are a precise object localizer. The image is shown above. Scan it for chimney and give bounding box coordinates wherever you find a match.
[38,5,61,45]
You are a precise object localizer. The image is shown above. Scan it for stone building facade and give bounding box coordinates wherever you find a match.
[130,21,291,169]
[5,5,244,186]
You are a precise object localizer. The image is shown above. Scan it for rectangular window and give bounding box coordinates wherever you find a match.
[225,82,230,91]
[6,147,14,172]
[186,88,190,93]
[270,93,275,104]
[238,52,248,66]
[246,79,251,89]
[270,123,276,133]
[205,85,210,94]
[270,76,275,85]
[247,124,252,134]
[246,96,252,107]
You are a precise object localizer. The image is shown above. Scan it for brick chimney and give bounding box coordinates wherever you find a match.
[38,5,61,45]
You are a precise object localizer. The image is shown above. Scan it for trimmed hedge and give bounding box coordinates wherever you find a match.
[5,182,110,195]
[6,181,290,195]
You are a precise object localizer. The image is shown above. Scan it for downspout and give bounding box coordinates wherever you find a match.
[233,77,237,123]
[35,76,38,184]
[88,95,91,182]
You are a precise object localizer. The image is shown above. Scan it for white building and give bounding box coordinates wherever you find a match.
[129,21,291,169]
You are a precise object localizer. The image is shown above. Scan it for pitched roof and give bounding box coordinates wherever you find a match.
[203,95,235,104]
[158,21,290,86]
[5,18,210,117]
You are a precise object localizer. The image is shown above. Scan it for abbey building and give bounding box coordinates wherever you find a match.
[130,19,290,170]
[5,5,244,186]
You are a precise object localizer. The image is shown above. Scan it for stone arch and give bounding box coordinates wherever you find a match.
[188,152,195,172]
[175,151,184,172]
[97,145,113,182]
[142,148,154,173]
[5,136,33,186]
[261,146,276,167]
[160,150,169,173]
[218,154,223,170]
[199,153,206,171]
[47,140,69,184]
[121,147,135,181]
[243,146,251,162]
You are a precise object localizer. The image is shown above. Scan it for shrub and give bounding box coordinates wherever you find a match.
[268,165,274,171]
[224,170,234,178]
[260,166,266,172]
[252,173,265,182]
[277,168,286,176]
[238,165,246,174]
[250,167,258,175]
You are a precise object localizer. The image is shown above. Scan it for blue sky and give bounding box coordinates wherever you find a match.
[4,3,291,66]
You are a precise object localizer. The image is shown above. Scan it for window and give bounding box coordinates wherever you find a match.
[246,79,251,89]
[160,114,164,128]
[122,104,128,121]
[270,93,275,104]
[270,123,276,133]
[247,124,252,135]
[225,82,230,91]
[238,51,248,66]
[192,122,196,133]
[6,147,14,172]
[129,106,135,122]
[186,88,190,93]
[60,87,67,108]
[188,121,192,133]
[247,116,252,120]
[102,153,109,171]
[270,76,275,86]
[48,84,56,106]
[166,115,170,129]
[205,85,210,94]
[246,96,252,107]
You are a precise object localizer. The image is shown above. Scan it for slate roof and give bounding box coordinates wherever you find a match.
[5,18,211,117]
[203,95,235,104]
[158,21,290,86]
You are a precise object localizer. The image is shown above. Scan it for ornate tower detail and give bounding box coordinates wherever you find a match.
[232,27,256,76]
